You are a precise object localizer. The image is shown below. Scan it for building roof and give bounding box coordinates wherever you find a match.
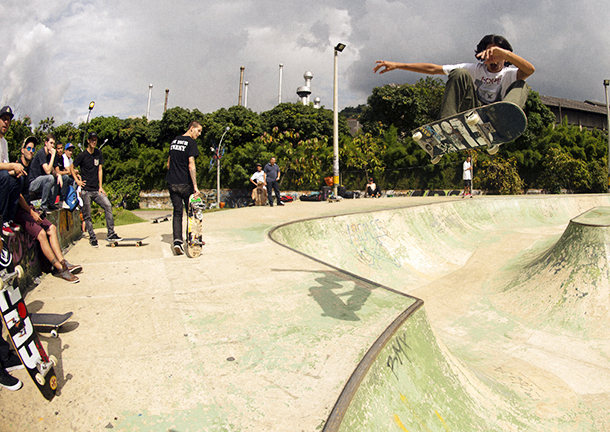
[540,95,607,115]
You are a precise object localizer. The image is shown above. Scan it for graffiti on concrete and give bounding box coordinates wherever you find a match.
[347,219,402,269]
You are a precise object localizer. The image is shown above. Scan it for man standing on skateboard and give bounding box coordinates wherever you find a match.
[165,121,201,255]
[373,34,535,118]
[71,132,122,247]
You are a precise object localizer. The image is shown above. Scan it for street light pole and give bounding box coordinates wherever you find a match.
[333,43,346,197]
[81,101,95,149]
[216,126,231,206]
[146,84,153,120]
[605,79,610,193]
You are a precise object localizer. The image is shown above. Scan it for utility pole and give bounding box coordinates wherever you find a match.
[164,89,169,113]
[278,64,283,105]
[238,66,245,106]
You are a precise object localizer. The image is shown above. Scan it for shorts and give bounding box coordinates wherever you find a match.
[14,206,53,238]
[464,179,472,187]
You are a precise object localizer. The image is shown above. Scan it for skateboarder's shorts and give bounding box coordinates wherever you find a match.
[464,180,472,187]
[14,206,54,238]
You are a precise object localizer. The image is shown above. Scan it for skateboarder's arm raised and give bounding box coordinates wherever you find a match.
[373,61,445,75]
[476,46,535,80]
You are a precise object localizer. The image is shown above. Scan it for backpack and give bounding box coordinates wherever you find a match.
[65,185,78,211]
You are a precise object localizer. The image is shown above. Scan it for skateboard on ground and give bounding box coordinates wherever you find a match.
[152,214,171,224]
[255,183,267,206]
[0,265,58,400]
[186,194,205,258]
[106,237,148,247]
[31,312,73,338]
[412,101,527,164]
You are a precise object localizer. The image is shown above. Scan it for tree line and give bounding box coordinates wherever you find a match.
[4,78,608,209]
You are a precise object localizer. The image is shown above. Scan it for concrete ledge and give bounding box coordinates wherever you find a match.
[4,208,82,289]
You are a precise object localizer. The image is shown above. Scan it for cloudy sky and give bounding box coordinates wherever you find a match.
[0,0,608,126]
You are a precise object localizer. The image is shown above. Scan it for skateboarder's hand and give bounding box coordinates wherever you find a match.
[193,187,200,199]
[373,60,397,74]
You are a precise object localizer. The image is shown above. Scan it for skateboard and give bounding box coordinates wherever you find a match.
[152,214,170,224]
[186,194,205,258]
[106,237,148,247]
[0,266,58,400]
[412,101,527,164]
[31,312,73,338]
[255,183,267,206]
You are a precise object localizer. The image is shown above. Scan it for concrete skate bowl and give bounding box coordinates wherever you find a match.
[270,196,610,431]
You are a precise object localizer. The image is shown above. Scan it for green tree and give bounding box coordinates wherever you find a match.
[477,156,524,195]
[537,147,591,193]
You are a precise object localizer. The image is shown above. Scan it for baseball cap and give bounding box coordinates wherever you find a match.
[65,143,75,150]
[0,106,14,119]
[88,132,98,139]
[22,136,38,148]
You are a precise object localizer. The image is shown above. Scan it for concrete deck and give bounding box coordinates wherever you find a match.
[3,195,610,431]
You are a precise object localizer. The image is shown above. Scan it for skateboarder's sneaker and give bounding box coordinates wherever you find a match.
[59,269,79,283]
[62,259,82,275]
[107,233,122,242]
[2,222,16,237]
[173,242,185,256]
[3,352,25,372]
[0,369,23,391]
[90,239,99,248]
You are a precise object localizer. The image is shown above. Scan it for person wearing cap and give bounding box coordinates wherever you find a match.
[249,163,266,203]
[71,131,122,247]
[28,133,60,212]
[12,138,81,283]
[0,106,27,236]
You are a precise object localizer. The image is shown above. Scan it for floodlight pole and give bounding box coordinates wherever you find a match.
[605,79,610,192]
[333,43,346,197]
[81,101,95,149]
[216,126,231,206]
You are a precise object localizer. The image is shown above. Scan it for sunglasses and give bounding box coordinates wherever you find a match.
[25,146,35,151]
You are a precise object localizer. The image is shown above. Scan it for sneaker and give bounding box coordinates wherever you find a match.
[2,223,15,237]
[90,239,99,248]
[107,233,122,242]
[61,201,71,210]
[7,222,20,232]
[59,269,79,283]
[3,353,24,372]
[0,369,23,391]
[62,259,82,275]
[173,242,184,256]
[277,202,284,206]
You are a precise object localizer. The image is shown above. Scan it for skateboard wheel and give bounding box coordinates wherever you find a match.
[487,144,500,155]
[35,373,45,386]
[431,155,442,165]
[15,266,23,278]
[111,242,116,248]
[49,355,57,366]
[50,330,58,338]
[466,112,481,126]
[412,131,422,142]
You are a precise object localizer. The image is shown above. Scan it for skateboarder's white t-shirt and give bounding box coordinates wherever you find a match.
[250,171,265,184]
[442,63,519,105]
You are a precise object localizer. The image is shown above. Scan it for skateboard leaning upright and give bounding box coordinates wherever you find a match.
[412,101,527,164]
[186,194,205,258]
[0,265,58,400]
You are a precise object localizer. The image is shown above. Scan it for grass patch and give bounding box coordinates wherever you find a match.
[92,208,147,229]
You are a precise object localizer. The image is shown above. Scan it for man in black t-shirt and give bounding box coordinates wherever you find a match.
[28,134,60,211]
[165,121,201,255]
[71,132,121,247]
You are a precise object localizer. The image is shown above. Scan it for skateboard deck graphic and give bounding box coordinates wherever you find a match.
[0,266,58,400]
[106,237,148,248]
[412,101,527,164]
[31,312,73,338]
[186,194,205,258]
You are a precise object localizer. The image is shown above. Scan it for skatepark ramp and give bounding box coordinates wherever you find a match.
[271,196,610,431]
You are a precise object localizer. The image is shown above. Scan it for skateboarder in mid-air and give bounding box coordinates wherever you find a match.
[373,34,535,119]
